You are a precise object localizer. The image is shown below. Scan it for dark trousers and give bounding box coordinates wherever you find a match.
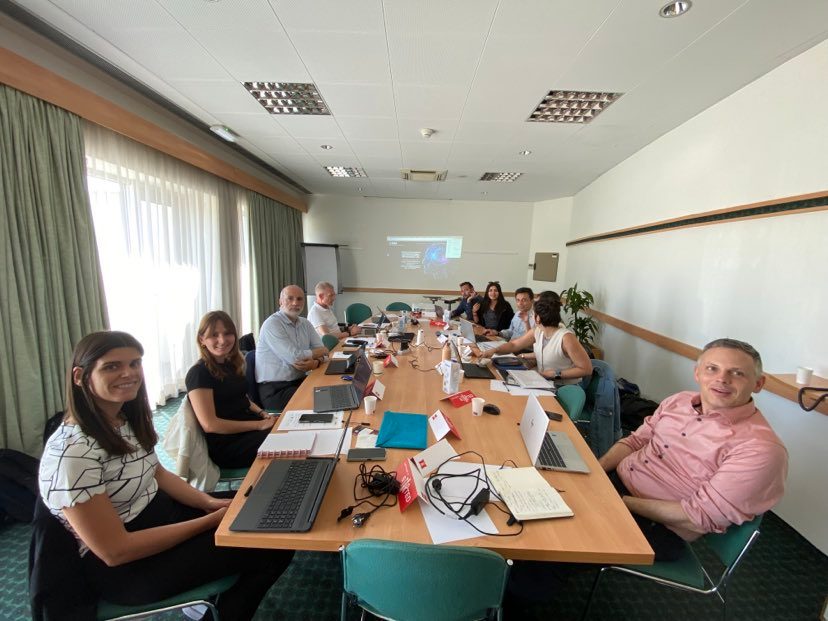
[206,428,271,469]
[81,490,293,620]
[259,378,305,411]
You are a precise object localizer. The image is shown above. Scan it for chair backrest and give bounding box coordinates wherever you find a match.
[342,539,510,621]
[386,302,412,311]
[557,384,586,420]
[238,332,256,352]
[322,333,339,351]
[345,303,372,325]
[705,514,763,570]
[244,350,262,407]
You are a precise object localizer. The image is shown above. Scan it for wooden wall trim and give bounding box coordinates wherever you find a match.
[0,47,307,213]
[584,307,827,415]
[567,190,828,247]
[343,287,517,297]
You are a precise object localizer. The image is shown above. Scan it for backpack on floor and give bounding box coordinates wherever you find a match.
[620,394,660,434]
[0,448,40,523]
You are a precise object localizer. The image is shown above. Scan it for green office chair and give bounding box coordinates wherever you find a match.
[556,384,586,420]
[98,574,239,620]
[386,302,412,311]
[322,333,339,351]
[341,539,511,621]
[345,303,372,325]
[582,515,763,621]
[215,467,249,492]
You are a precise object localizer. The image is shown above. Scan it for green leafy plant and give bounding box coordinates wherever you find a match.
[562,283,599,345]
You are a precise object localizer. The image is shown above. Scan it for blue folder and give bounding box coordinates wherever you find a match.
[376,411,428,450]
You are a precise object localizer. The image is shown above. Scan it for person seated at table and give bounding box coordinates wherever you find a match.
[599,338,788,560]
[307,281,359,339]
[186,311,275,469]
[256,285,328,411]
[38,331,293,620]
[449,281,483,320]
[483,286,535,341]
[480,296,591,386]
[472,281,514,332]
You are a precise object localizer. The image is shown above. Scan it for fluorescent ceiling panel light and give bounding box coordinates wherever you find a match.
[324,166,367,178]
[527,90,622,123]
[480,172,522,182]
[243,82,330,115]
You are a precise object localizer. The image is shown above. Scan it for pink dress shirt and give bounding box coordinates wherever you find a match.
[617,391,787,538]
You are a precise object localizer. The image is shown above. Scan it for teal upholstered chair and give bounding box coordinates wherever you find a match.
[341,539,511,621]
[556,384,586,420]
[386,302,412,311]
[582,515,763,621]
[98,574,239,620]
[322,333,339,351]
[345,303,372,325]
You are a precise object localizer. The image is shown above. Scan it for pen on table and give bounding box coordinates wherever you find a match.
[243,464,268,497]
[502,381,511,393]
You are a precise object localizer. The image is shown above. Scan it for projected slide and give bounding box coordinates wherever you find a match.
[386,236,463,281]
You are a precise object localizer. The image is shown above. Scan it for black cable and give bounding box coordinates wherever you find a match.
[337,463,399,527]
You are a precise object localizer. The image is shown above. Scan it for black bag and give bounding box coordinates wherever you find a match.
[620,394,659,433]
[616,377,641,398]
[0,448,40,523]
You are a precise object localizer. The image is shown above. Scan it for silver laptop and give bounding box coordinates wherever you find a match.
[313,351,372,412]
[459,317,492,343]
[519,395,589,473]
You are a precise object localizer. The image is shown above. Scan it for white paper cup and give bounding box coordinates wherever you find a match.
[458,369,465,384]
[364,395,378,415]
[372,360,384,375]
[471,397,485,416]
[796,366,814,384]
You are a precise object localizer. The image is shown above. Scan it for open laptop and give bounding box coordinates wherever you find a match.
[230,411,353,533]
[313,351,372,412]
[325,350,357,375]
[361,310,388,336]
[461,362,495,380]
[519,395,589,473]
[459,318,492,343]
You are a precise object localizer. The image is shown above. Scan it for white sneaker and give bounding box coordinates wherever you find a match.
[182,604,208,620]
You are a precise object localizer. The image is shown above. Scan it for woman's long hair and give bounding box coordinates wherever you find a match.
[65,331,157,455]
[197,311,245,380]
[484,281,511,317]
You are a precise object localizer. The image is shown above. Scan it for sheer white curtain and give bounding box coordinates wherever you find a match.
[83,123,243,405]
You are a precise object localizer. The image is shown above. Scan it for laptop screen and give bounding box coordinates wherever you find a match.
[459,318,476,342]
[519,395,548,464]
[351,352,373,396]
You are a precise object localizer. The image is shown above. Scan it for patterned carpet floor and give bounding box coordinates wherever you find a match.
[4,397,825,620]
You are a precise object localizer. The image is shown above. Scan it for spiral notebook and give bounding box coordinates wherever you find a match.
[256,431,316,458]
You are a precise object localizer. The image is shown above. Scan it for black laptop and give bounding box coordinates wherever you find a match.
[229,412,353,533]
[324,346,365,375]
[461,362,496,380]
[313,352,372,412]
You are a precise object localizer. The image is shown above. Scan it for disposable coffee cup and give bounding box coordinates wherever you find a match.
[796,366,814,384]
[471,397,485,417]
[372,360,384,375]
[364,395,378,415]
[458,369,465,384]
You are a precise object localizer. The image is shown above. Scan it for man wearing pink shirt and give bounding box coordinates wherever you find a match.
[599,338,788,560]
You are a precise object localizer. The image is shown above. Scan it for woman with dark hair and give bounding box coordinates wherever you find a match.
[480,296,592,385]
[186,311,275,468]
[38,331,292,620]
[472,281,514,332]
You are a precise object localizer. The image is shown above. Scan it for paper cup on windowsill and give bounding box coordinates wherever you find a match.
[795,366,814,385]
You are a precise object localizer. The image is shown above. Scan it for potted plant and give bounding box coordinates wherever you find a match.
[562,283,599,352]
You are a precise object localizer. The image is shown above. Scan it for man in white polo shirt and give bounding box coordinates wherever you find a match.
[307,281,359,339]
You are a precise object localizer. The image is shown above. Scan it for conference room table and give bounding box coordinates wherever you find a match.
[216,320,654,565]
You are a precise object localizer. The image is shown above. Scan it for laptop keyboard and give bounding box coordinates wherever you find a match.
[328,387,356,409]
[539,434,567,469]
[257,460,321,529]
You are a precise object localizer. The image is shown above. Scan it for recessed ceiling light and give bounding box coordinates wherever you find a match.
[518,150,532,156]
[659,1,692,18]
[320,144,333,150]
[324,166,367,178]
[243,82,330,115]
[209,125,239,142]
[527,90,622,124]
[480,172,523,182]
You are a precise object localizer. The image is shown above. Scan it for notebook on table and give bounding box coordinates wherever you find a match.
[313,351,372,412]
[459,318,492,343]
[519,395,589,474]
[230,411,353,533]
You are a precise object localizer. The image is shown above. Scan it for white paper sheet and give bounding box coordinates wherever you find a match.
[488,380,557,397]
[355,428,378,448]
[418,499,497,545]
[331,351,352,359]
[277,410,344,431]
[310,427,352,457]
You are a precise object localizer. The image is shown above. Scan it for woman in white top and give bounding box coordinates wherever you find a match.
[38,331,292,619]
[480,293,592,385]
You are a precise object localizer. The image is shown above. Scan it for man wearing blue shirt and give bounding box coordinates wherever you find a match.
[256,285,328,410]
[450,281,483,320]
[485,287,535,340]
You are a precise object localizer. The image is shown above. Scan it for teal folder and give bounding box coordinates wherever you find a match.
[376,411,428,450]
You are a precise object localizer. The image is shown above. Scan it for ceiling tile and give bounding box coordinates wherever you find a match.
[388,33,485,86]
[317,83,396,117]
[166,80,265,114]
[113,29,230,80]
[50,0,176,32]
[156,0,282,31]
[274,115,344,139]
[394,84,468,118]
[336,117,399,141]
[348,140,402,159]
[288,32,390,83]
[384,0,499,35]
[213,113,288,137]
[269,0,384,32]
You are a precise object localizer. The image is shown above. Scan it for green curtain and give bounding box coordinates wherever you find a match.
[0,85,108,456]
[248,191,304,330]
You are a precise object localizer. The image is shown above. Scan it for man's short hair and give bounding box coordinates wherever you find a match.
[315,281,334,294]
[515,287,534,299]
[700,338,763,376]
[459,281,473,289]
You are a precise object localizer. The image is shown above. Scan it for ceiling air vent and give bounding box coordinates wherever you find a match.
[400,169,448,182]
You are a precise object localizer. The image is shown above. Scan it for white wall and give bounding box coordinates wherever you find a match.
[528,197,573,295]
[568,40,828,553]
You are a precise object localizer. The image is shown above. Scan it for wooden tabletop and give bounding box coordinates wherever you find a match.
[215,323,654,564]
